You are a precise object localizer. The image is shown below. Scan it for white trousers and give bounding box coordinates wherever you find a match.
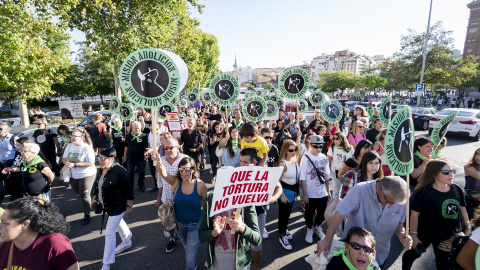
[103,212,132,264]
[331,169,342,198]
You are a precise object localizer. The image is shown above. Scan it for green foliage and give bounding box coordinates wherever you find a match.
[317,70,359,94]
[265,83,274,89]
[362,74,388,92]
[247,85,255,90]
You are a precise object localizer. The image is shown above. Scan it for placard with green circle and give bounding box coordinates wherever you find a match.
[209,73,240,106]
[320,100,343,123]
[278,67,310,99]
[192,87,199,93]
[431,111,458,146]
[170,97,178,106]
[263,95,270,102]
[255,90,262,96]
[270,96,277,102]
[298,99,308,114]
[269,88,276,93]
[277,100,284,108]
[309,90,329,107]
[385,106,414,176]
[158,103,175,120]
[379,96,392,126]
[119,103,134,121]
[187,92,199,103]
[266,101,279,117]
[202,91,212,103]
[242,96,267,122]
[110,96,121,114]
[180,99,188,107]
[219,106,227,114]
[119,48,186,108]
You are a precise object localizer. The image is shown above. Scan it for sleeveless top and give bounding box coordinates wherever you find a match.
[376,141,387,165]
[465,167,480,189]
[280,159,298,186]
[174,179,202,223]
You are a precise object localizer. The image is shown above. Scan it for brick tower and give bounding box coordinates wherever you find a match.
[464,1,480,59]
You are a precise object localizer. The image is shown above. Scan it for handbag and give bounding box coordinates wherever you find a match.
[324,197,341,223]
[438,184,465,252]
[157,184,183,242]
[304,155,326,184]
[94,201,103,214]
[215,145,223,158]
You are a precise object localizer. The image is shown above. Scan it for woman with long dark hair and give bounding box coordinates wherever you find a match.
[338,140,373,181]
[341,151,384,198]
[410,137,434,188]
[57,124,72,151]
[33,118,60,177]
[218,126,241,167]
[0,197,79,269]
[373,129,392,176]
[403,159,472,270]
[327,132,354,198]
[208,121,224,180]
[276,139,300,250]
[306,119,322,134]
[464,148,480,215]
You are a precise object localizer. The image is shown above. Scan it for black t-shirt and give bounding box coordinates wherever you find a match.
[267,144,279,167]
[180,129,203,156]
[33,128,57,155]
[142,120,152,135]
[326,255,350,270]
[111,126,126,147]
[208,114,222,122]
[366,128,380,143]
[19,161,49,196]
[411,184,466,241]
[344,157,358,169]
[410,155,424,187]
[209,132,222,151]
[125,132,149,160]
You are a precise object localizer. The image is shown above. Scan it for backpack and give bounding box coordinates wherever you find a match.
[446,235,470,270]
[89,122,100,137]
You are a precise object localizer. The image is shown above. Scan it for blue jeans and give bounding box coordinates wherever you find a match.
[178,221,200,270]
[252,212,266,252]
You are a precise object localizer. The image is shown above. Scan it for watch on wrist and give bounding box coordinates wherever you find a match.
[127,203,133,208]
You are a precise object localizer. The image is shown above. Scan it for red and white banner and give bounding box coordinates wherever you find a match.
[209,166,283,217]
[166,112,182,132]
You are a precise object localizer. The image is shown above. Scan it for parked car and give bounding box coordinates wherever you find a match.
[410,108,437,130]
[391,104,408,118]
[1,118,21,127]
[428,108,480,141]
[359,102,381,111]
[346,101,360,116]
[15,124,63,143]
[0,106,11,115]
[77,110,121,129]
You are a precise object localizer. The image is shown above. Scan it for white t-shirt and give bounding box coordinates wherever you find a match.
[63,143,96,178]
[148,132,161,148]
[470,227,480,245]
[299,151,330,198]
[327,147,354,171]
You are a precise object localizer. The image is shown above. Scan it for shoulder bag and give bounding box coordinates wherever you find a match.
[157,184,183,242]
[304,155,326,184]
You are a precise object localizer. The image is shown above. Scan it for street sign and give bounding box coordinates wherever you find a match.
[415,83,424,97]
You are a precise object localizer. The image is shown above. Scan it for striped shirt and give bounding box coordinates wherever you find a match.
[157,153,188,202]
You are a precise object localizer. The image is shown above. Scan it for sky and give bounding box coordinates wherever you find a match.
[69,0,472,72]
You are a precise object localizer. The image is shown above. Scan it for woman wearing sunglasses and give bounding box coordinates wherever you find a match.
[347,121,367,149]
[403,159,472,270]
[276,139,300,250]
[156,157,207,270]
[327,132,354,198]
[91,148,134,270]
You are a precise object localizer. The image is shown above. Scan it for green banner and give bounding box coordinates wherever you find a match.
[242,96,267,122]
[298,99,308,114]
[209,73,240,106]
[385,106,414,176]
[379,96,392,126]
[266,101,279,117]
[187,92,199,103]
[278,67,310,99]
[110,96,121,114]
[119,103,134,121]
[431,112,458,146]
[320,100,343,123]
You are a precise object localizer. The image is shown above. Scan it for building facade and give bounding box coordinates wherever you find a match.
[464,1,480,59]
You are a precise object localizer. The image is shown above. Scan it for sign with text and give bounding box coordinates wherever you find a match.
[320,100,343,123]
[385,106,414,176]
[118,103,134,121]
[58,100,83,119]
[278,67,310,99]
[109,96,121,114]
[379,96,392,126]
[209,166,283,217]
[309,90,329,107]
[242,96,267,122]
[166,112,182,131]
[431,112,458,146]
[209,73,240,106]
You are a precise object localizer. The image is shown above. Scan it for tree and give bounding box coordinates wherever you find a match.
[362,74,388,95]
[0,1,73,127]
[247,85,255,90]
[265,83,273,89]
[317,70,358,95]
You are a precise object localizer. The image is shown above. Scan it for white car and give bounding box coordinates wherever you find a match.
[428,108,480,141]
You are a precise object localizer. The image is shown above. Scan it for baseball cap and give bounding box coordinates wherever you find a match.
[310,135,324,144]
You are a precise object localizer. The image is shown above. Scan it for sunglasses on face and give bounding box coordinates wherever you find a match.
[312,144,323,149]
[179,167,194,173]
[358,126,364,128]
[333,137,340,140]
[163,146,177,151]
[264,136,273,140]
[288,147,298,152]
[348,241,375,254]
[98,156,111,161]
[441,169,456,175]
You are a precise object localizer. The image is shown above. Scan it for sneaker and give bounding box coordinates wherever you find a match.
[101,263,110,270]
[164,230,170,238]
[314,226,325,240]
[149,186,158,193]
[305,228,314,244]
[279,235,292,250]
[115,239,132,254]
[285,230,292,240]
[262,228,269,239]
[82,215,90,225]
[166,239,176,253]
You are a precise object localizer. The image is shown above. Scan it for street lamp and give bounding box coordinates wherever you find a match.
[417,0,434,106]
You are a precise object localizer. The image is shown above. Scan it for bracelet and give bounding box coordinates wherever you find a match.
[465,225,472,229]
[409,232,418,235]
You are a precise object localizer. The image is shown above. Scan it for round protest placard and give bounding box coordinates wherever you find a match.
[269,88,276,94]
[309,90,329,107]
[263,95,270,102]
[320,100,343,123]
[255,90,263,96]
[179,99,188,107]
[385,106,414,176]
[192,87,199,93]
[187,92,199,103]
[277,100,284,108]
[202,91,212,103]
[278,67,310,99]
[298,99,308,114]
[119,48,188,108]
[431,111,458,146]
[270,96,277,102]
[220,106,227,114]
[110,96,121,114]
[209,73,240,106]
[242,96,267,122]
[119,103,134,121]
[158,103,175,120]
[266,100,279,117]
[379,96,392,126]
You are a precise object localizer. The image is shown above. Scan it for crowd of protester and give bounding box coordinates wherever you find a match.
[0,100,479,270]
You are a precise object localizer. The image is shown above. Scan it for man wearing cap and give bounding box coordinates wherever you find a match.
[299,135,331,244]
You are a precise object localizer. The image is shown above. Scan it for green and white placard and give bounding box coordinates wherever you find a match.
[187,92,199,103]
[278,67,310,99]
[379,96,392,126]
[270,96,277,102]
[266,101,279,117]
[298,99,308,114]
[110,96,121,114]
[242,96,267,122]
[119,103,134,121]
[158,103,175,120]
[263,94,270,102]
[220,106,227,114]
[202,91,212,103]
[431,111,458,146]
[180,99,188,107]
[277,100,284,108]
[209,73,240,106]
[192,87,199,93]
[255,90,263,96]
[309,90,329,107]
[385,106,414,176]
[320,100,343,123]
[119,48,188,108]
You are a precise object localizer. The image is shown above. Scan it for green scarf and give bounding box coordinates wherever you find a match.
[233,119,243,128]
[61,135,70,143]
[434,149,442,158]
[232,140,239,155]
[334,145,343,150]
[414,151,427,160]
[131,131,142,142]
[113,125,123,135]
[22,155,45,173]
[332,247,375,270]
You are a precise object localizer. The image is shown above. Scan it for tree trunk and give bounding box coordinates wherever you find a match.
[100,95,104,104]
[19,100,29,129]
[113,57,122,101]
